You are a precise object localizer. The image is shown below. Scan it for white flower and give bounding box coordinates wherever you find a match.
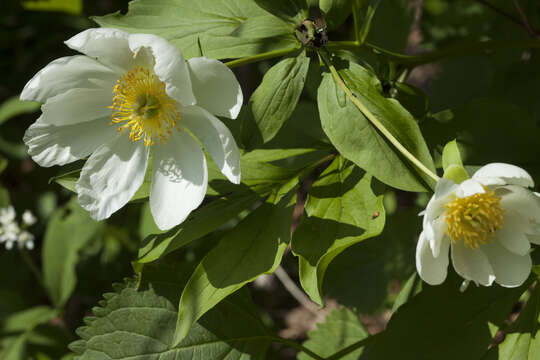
[416,163,540,288]
[22,210,37,226]
[0,206,16,225]
[18,231,35,250]
[22,28,243,230]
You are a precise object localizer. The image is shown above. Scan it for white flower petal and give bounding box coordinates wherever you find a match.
[76,136,149,220]
[427,216,447,258]
[128,34,196,107]
[424,178,458,221]
[474,163,534,188]
[494,210,531,256]
[456,179,485,198]
[24,116,116,167]
[182,106,240,184]
[65,28,134,73]
[451,241,495,286]
[498,185,540,223]
[416,231,450,285]
[187,57,243,119]
[150,131,207,230]
[527,234,540,245]
[482,240,532,288]
[39,88,112,126]
[21,55,117,103]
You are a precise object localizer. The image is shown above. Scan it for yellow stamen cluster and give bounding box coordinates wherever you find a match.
[110,66,180,146]
[445,190,505,250]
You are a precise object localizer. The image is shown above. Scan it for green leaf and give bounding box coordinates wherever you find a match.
[22,0,82,15]
[0,97,40,127]
[391,273,422,313]
[250,51,311,143]
[363,273,533,359]
[318,61,436,192]
[321,0,354,30]
[231,15,294,39]
[0,307,58,360]
[42,198,105,308]
[442,139,463,170]
[71,268,272,359]
[174,194,295,344]
[0,156,7,175]
[298,307,368,359]
[292,157,385,305]
[137,190,260,263]
[253,0,308,23]
[93,0,299,59]
[488,285,540,359]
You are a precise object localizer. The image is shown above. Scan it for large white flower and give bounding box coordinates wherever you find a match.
[416,163,540,288]
[22,28,242,230]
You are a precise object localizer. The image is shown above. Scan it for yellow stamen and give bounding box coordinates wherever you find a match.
[445,189,505,250]
[110,66,180,146]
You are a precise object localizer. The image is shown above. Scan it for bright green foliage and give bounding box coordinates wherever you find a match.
[442,139,468,183]
[299,307,368,359]
[70,272,272,359]
[22,0,83,15]
[0,97,40,126]
[292,157,384,305]
[318,61,436,192]
[42,199,105,308]
[250,51,311,142]
[363,274,534,359]
[174,194,295,344]
[93,0,299,59]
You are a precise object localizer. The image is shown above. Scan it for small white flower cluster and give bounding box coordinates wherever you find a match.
[0,206,37,250]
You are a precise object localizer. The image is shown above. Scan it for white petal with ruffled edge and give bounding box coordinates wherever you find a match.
[21,55,117,103]
[451,241,495,286]
[483,240,532,288]
[76,136,149,220]
[416,232,450,285]
[150,131,207,230]
[128,34,196,107]
[498,185,540,223]
[39,88,113,126]
[65,28,134,73]
[456,179,485,198]
[24,116,116,167]
[182,106,240,184]
[426,216,447,257]
[474,163,534,188]
[493,210,531,256]
[187,57,243,119]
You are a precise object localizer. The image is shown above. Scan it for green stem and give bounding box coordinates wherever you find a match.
[327,38,540,68]
[270,336,325,360]
[319,50,440,183]
[325,333,380,360]
[225,46,301,68]
[352,0,361,42]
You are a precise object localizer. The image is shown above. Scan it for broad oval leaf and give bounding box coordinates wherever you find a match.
[292,157,385,305]
[174,194,295,345]
[317,61,436,192]
[93,0,299,59]
[250,51,311,143]
[253,0,308,24]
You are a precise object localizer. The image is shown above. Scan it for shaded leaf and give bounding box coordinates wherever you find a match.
[253,0,308,23]
[292,157,385,305]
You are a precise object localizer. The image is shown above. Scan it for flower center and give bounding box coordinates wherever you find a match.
[110,66,180,146]
[445,190,505,249]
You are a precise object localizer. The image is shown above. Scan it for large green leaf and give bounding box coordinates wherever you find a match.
[318,61,436,192]
[42,198,105,308]
[320,0,354,30]
[70,270,272,359]
[298,307,369,360]
[137,190,260,263]
[93,0,299,59]
[174,194,295,344]
[292,157,385,305]
[487,285,540,359]
[362,273,533,359]
[250,51,310,143]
